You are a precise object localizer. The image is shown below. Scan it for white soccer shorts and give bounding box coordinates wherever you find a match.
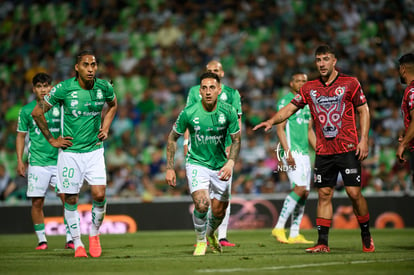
[27,165,58,197]
[186,163,231,202]
[282,153,312,190]
[57,148,106,194]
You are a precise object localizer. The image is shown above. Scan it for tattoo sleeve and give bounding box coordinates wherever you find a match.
[228,131,241,162]
[166,130,181,169]
[31,101,54,142]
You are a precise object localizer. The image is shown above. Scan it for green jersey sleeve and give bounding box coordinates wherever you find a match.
[186,85,200,107]
[173,109,188,135]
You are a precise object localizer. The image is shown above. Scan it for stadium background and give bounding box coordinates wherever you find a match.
[0,0,413,231]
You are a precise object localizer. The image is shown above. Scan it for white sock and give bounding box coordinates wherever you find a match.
[90,200,106,237]
[217,203,231,240]
[193,209,207,242]
[275,192,298,229]
[34,224,47,243]
[64,218,73,242]
[289,199,306,238]
[206,209,223,237]
[64,203,83,249]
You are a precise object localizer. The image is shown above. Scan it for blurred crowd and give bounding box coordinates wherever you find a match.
[1,0,414,203]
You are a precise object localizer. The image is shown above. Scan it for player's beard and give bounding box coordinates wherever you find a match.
[400,76,406,84]
[84,78,95,90]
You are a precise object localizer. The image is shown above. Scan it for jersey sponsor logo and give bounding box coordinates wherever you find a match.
[194,133,224,146]
[310,88,345,139]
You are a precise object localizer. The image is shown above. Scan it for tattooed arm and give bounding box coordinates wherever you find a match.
[165,130,181,187]
[219,131,241,180]
[31,101,73,149]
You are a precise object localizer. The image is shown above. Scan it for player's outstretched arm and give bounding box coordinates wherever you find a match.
[166,130,181,187]
[253,103,299,132]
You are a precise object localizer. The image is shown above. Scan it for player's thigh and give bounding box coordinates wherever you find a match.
[186,164,210,194]
[84,148,106,186]
[314,154,339,188]
[210,169,231,202]
[27,165,55,197]
[57,151,83,194]
[337,151,361,187]
[286,154,312,191]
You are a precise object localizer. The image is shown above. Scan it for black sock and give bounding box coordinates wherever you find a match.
[317,225,329,246]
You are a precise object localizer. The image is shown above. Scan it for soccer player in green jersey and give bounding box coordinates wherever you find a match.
[16,72,74,250]
[185,60,242,247]
[166,72,241,256]
[32,50,118,258]
[271,73,316,244]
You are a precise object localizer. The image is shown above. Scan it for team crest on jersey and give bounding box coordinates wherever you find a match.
[97,89,103,99]
[335,86,345,96]
[220,93,228,101]
[218,113,226,124]
[294,94,302,101]
[71,100,78,107]
[52,107,60,117]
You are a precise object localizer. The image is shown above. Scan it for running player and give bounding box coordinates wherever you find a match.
[254,45,375,253]
[185,60,242,247]
[31,50,118,258]
[166,72,241,256]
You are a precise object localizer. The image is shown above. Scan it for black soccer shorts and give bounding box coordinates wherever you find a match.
[314,151,361,188]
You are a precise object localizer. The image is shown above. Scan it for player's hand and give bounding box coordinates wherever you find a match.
[219,160,234,181]
[50,136,73,149]
[396,144,406,163]
[286,151,296,168]
[355,140,368,161]
[17,162,26,177]
[98,128,109,141]
[166,169,176,187]
[252,120,273,132]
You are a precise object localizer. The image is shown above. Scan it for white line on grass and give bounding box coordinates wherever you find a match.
[197,258,414,273]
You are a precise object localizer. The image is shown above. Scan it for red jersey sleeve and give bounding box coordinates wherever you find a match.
[351,80,367,107]
[290,90,307,109]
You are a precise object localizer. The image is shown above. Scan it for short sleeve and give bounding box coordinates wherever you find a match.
[228,107,240,135]
[17,108,28,132]
[172,109,188,135]
[351,81,367,107]
[290,91,307,109]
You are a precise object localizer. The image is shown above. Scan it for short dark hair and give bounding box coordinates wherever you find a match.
[398,53,414,66]
[200,72,220,84]
[32,72,52,85]
[75,50,96,64]
[315,44,336,57]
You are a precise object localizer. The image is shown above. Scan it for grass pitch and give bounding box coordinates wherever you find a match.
[0,229,413,274]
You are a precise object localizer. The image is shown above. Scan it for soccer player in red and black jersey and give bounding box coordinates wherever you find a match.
[253,45,375,253]
[397,53,414,178]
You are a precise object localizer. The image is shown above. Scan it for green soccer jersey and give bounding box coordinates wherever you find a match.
[276,92,311,155]
[186,84,242,147]
[17,101,61,166]
[45,77,115,153]
[174,101,240,170]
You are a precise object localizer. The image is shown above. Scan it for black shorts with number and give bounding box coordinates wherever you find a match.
[314,151,361,188]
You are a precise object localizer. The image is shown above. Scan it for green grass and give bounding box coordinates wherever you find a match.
[1,229,413,274]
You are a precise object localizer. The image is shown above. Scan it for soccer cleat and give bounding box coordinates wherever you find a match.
[287,234,314,244]
[272,228,288,244]
[362,236,375,252]
[193,241,207,256]
[74,246,88,258]
[305,244,330,253]
[219,238,235,247]
[207,234,222,253]
[65,241,75,249]
[89,235,102,257]
[36,242,48,250]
